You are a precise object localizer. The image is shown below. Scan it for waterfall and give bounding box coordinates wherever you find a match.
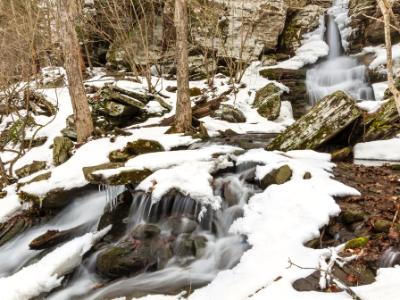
[306,9,375,105]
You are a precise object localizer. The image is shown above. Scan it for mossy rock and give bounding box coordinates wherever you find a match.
[0,190,7,199]
[331,147,353,162]
[259,68,306,81]
[341,209,365,224]
[189,87,202,97]
[267,91,362,151]
[17,172,51,191]
[125,139,165,155]
[109,150,132,163]
[260,164,292,189]
[132,224,161,240]
[53,136,74,166]
[373,219,392,233]
[22,137,48,149]
[253,83,281,120]
[363,97,400,141]
[345,237,369,249]
[15,161,47,179]
[211,104,246,123]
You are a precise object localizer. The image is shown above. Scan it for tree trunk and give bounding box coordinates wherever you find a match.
[378,0,400,116]
[173,0,192,133]
[58,0,93,143]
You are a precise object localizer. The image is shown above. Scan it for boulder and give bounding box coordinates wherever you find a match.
[132,224,161,240]
[85,167,152,186]
[279,5,325,54]
[253,83,282,120]
[259,68,307,118]
[53,136,73,166]
[15,161,47,179]
[108,139,165,163]
[260,164,292,189]
[211,104,246,123]
[267,91,362,151]
[83,162,125,182]
[331,147,353,162]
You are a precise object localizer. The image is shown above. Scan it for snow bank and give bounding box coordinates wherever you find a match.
[356,99,388,113]
[0,227,110,300]
[354,138,400,161]
[364,43,400,74]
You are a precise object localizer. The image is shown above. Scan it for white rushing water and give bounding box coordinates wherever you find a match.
[306,12,375,105]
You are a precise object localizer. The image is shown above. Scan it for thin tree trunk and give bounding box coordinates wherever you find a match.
[174,0,192,133]
[58,0,93,143]
[378,0,400,116]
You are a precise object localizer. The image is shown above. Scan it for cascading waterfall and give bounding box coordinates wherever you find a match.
[306,8,375,105]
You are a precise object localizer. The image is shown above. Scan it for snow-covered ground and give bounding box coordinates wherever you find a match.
[354,137,400,161]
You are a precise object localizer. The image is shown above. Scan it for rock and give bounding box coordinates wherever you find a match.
[0,212,41,247]
[259,68,307,118]
[303,171,312,179]
[22,137,47,149]
[373,219,392,233]
[17,172,51,191]
[108,139,165,163]
[132,224,161,240]
[83,162,125,182]
[53,136,74,166]
[341,209,365,225]
[211,104,246,123]
[0,191,7,199]
[253,83,281,120]
[24,89,57,117]
[193,235,208,257]
[166,86,177,93]
[163,216,198,236]
[260,164,292,189]
[87,168,152,186]
[98,191,133,241]
[331,147,353,162]
[279,5,325,54]
[345,237,369,249]
[363,98,400,142]
[189,87,202,97]
[29,225,86,250]
[173,234,195,257]
[267,91,362,151]
[15,161,47,179]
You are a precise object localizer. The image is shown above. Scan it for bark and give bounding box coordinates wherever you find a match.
[378,0,400,116]
[173,0,192,133]
[58,0,93,143]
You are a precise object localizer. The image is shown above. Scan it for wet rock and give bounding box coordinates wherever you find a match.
[331,147,353,162]
[267,91,362,151]
[98,190,133,241]
[132,224,161,240]
[15,161,47,179]
[53,136,74,166]
[373,219,392,233]
[280,5,325,54]
[173,234,195,257]
[341,209,365,224]
[259,68,307,118]
[163,216,198,236]
[253,83,281,120]
[211,104,246,123]
[29,224,86,250]
[193,235,208,257]
[96,237,172,278]
[260,164,292,189]
[345,237,369,249]
[0,212,41,247]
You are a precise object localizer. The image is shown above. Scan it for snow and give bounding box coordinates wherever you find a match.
[372,81,388,101]
[0,227,110,300]
[20,127,196,197]
[354,138,400,161]
[269,16,329,70]
[356,99,388,113]
[363,43,400,75]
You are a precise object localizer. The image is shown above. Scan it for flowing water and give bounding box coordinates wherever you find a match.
[0,163,259,299]
[306,13,375,105]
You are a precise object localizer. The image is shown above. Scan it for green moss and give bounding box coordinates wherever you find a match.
[189,87,202,97]
[345,237,369,249]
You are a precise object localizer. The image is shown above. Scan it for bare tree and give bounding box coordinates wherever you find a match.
[57,0,93,142]
[378,0,400,115]
[173,0,192,133]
